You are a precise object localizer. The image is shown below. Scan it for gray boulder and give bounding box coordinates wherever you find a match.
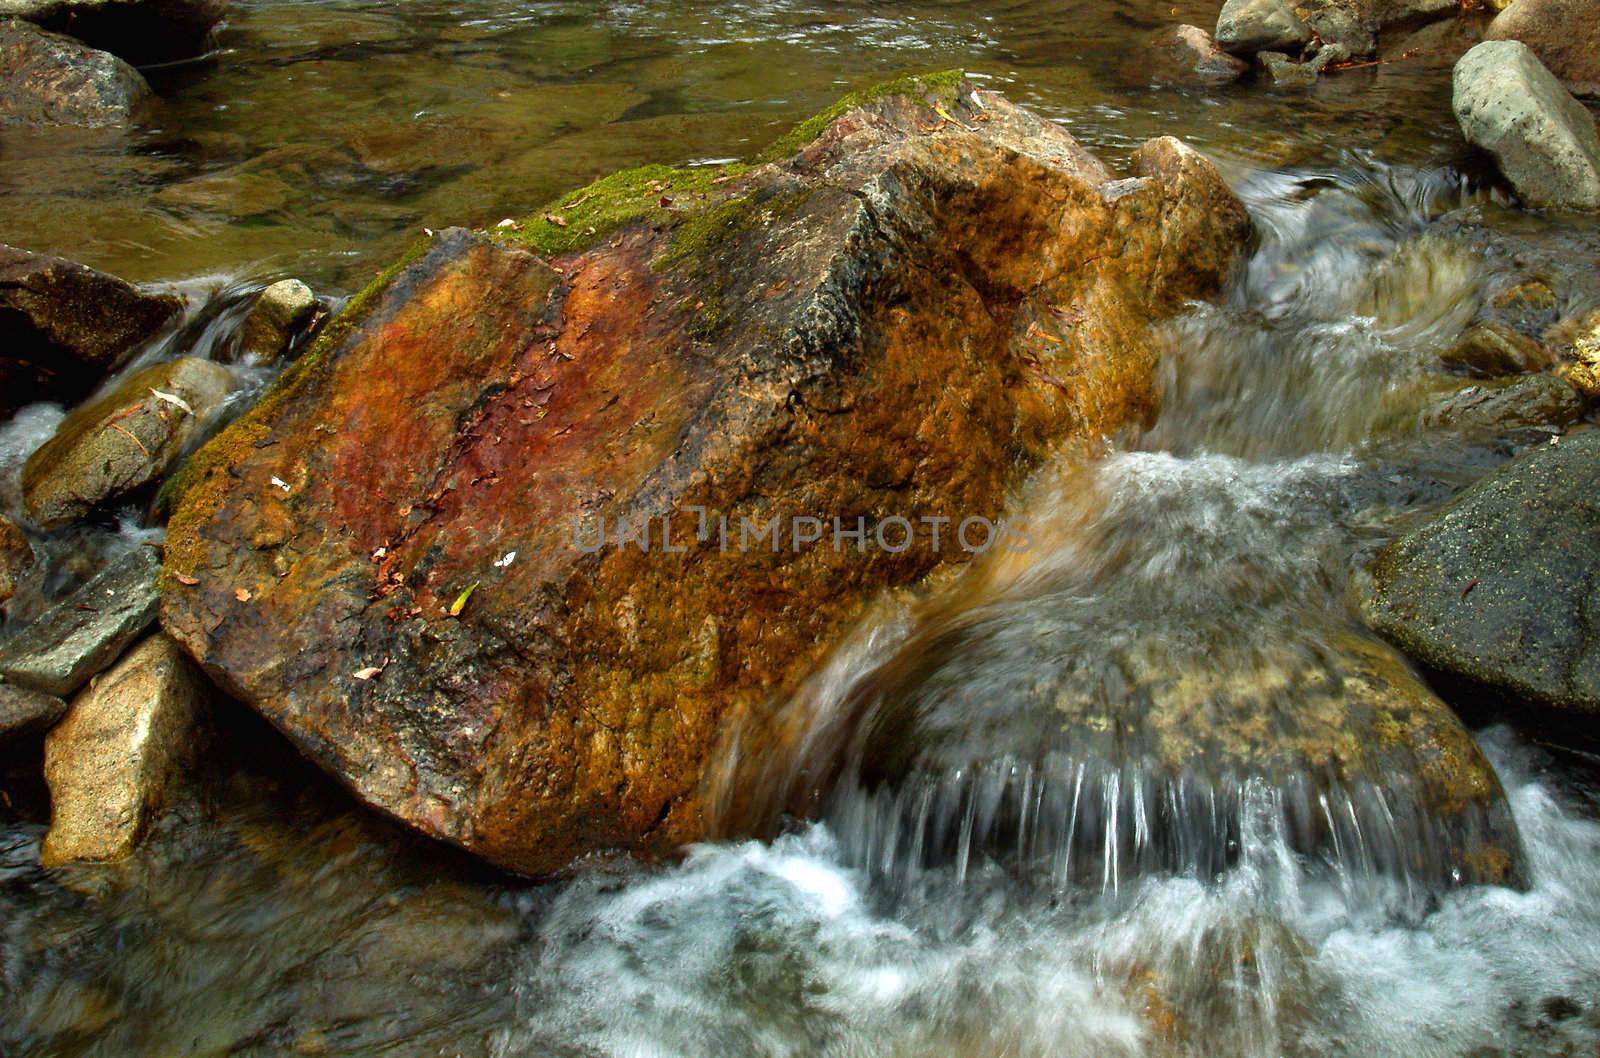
[1216,0,1313,55]
[0,545,160,696]
[1423,373,1587,433]
[41,634,209,865]
[0,0,226,64]
[22,356,234,529]
[1452,40,1600,210]
[1360,428,1600,714]
[0,682,67,741]
[0,243,183,417]
[1486,0,1600,98]
[0,19,151,127]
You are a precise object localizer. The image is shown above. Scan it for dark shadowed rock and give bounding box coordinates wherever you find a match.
[160,76,1252,875]
[0,681,66,741]
[0,18,151,127]
[0,512,33,605]
[22,356,234,528]
[1135,25,1251,86]
[1452,41,1600,210]
[1360,429,1600,714]
[0,244,183,418]
[0,545,160,695]
[41,634,209,864]
[1486,0,1600,98]
[0,0,226,64]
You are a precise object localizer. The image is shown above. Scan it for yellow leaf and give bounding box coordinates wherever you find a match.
[449,582,478,617]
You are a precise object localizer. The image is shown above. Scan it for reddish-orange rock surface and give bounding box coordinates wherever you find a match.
[161,77,1252,874]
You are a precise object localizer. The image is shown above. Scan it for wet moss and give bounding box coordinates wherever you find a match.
[161,235,433,578]
[499,69,965,259]
[500,163,750,257]
[754,68,966,164]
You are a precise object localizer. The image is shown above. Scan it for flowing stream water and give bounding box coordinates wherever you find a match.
[4,1,1600,1055]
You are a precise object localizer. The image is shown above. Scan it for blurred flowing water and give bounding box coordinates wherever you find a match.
[3,0,1600,1055]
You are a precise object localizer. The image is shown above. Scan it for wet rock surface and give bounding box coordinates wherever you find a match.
[0,0,227,64]
[1423,372,1587,433]
[21,356,234,529]
[1137,25,1251,86]
[41,634,209,864]
[0,244,182,418]
[1485,0,1600,99]
[0,545,160,696]
[1452,40,1600,210]
[0,513,33,606]
[231,278,317,364]
[160,78,1253,875]
[1441,320,1556,376]
[0,682,67,741]
[0,18,152,128]
[1216,0,1312,55]
[1360,428,1600,714]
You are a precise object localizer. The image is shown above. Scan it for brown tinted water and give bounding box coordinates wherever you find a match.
[4,2,1600,1056]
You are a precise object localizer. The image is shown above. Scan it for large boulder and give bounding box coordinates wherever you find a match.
[1452,41,1600,210]
[0,0,226,64]
[22,356,234,528]
[0,545,160,696]
[40,634,209,865]
[160,76,1253,875]
[0,18,152,127]
[1359,429,1600,714]
[1486,0,1600,98]
[0,244,183,418]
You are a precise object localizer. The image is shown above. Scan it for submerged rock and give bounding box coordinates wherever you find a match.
[0,18,152,127]
[1441,320,1556,376]
[160,75,1253,875]
[0,0,227,64]
[230,278,317,364]
[0,244,182,418]
[1137,25,1251,86]
[1423,372,1586,433]
[0,545,160,696]
[1219,0,1455,58]
[1485,0,1600,98]
[0,682,66,741]
[41,634,209,865]
[0,512,33,605]
[1452,41,1600,210]
[1360,429,1600,714]
[828,621,1522,889]
[21,356,234,529]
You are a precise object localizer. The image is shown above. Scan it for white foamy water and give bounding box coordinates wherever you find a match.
[495,729,1600,1058]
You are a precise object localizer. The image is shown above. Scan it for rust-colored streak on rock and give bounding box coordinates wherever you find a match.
[161,79,1254,874]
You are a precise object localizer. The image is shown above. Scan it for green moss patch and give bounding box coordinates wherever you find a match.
[500,163,751,257]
